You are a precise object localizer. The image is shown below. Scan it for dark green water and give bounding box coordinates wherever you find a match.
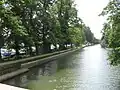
[3,45,120,90]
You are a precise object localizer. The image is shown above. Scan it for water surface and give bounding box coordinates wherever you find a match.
[3,45,120,90]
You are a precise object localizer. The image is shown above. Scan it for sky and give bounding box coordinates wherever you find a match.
[75,0,109,39]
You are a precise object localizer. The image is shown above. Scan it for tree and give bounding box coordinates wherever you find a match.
[101,0,120,65]
[0,0,94,60]
[84,26,94,44]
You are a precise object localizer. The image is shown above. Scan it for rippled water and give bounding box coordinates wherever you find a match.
[3,45,120,90]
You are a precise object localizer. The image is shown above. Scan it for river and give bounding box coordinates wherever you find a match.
[3,45,120,90]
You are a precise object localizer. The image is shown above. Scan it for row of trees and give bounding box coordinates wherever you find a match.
[0,0,97,60]
[101,0,120,65]
[84,26,99,44]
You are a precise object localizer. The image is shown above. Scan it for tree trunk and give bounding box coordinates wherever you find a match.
[65,43,67,49]
[42,41,51,54]
[15,47,20,59]
[59,44,66,50]
[35,43,39,55]
[54,44,57,51]
[0,35,4,60]
[0,48,2,60]
[29,46,33,56]
[70,43,73,48]
[15,40,20,59]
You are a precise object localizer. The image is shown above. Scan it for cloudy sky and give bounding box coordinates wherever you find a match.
[75,0,109,39]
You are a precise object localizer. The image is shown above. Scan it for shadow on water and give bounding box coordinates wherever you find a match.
[2,45,120,90]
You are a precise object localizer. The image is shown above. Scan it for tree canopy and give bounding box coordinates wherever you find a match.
[0,0,96,60]
[101,0,120,65]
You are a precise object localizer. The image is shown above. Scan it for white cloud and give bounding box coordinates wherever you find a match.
[75,0,109,39]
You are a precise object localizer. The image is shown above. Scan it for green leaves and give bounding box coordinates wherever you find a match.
[0,0,93,56]
[101,0,120,65]
[0,1,4,5]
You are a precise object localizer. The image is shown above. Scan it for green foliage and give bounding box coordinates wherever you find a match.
[68,26,84,46]
[0,0,95,58]
[101,0,120,65]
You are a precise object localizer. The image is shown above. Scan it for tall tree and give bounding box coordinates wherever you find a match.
[101,0,120,65]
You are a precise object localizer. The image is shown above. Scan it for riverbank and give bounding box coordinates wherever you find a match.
[0,47,83,82]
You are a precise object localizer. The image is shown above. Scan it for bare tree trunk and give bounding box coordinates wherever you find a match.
[29,46,33,56]
[59,44,66,50]
[42,40,51,54]
[71,43,73,48]
[0,35,4,60]
[15,39,20,59]
[0,48,2,60]
[35,43,39,55]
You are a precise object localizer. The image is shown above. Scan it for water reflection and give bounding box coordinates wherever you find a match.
[3,45,120,90]
[3,60,58,88]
